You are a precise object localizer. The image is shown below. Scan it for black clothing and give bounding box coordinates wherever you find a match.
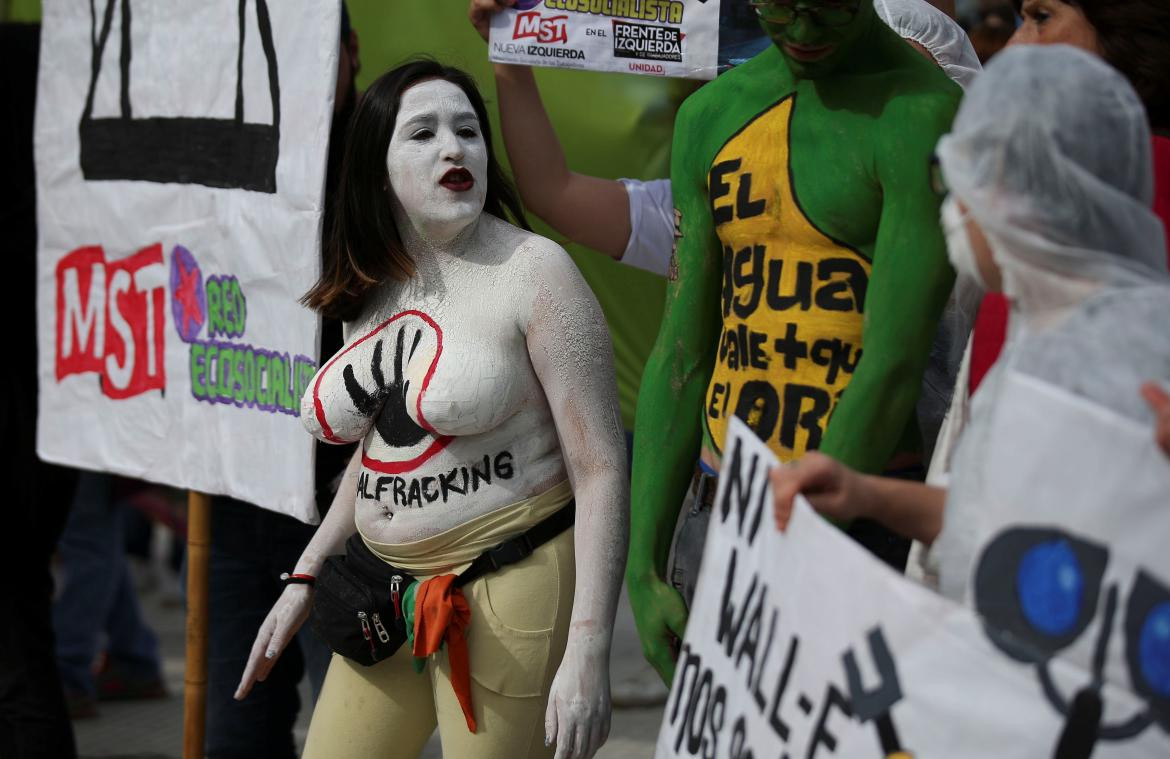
[0,22,80,759]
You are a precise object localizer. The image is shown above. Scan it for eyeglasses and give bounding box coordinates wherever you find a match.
[748,0,863,28]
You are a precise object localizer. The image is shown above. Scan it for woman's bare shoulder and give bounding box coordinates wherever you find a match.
[480,214,579,281]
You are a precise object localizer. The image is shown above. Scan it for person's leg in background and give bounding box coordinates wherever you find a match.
[52,472,121,713]
[205,496,326,759]
[53,472,166,710]
[97,499,166,700]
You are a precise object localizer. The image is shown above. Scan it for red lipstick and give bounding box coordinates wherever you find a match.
[439,167,474,192]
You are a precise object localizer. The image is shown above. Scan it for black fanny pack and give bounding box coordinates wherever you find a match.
[310,500,574,667]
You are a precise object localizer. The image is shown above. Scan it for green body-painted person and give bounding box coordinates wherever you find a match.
[627,0,961,684]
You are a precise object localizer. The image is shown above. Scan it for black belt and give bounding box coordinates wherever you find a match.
[689,467,718,512]
[457,499,575,587]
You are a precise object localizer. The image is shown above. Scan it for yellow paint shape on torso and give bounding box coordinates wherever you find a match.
[703,95,871,463]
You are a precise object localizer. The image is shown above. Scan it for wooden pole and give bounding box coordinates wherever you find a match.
[183,491,212,759]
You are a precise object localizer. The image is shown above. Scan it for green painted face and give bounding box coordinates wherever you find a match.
[752,0,874,79]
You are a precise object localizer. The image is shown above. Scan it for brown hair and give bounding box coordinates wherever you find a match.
[1013,1,1170,130]
[304,60,529,321]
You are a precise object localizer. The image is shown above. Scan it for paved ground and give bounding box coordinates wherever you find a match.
[73,568,666,759]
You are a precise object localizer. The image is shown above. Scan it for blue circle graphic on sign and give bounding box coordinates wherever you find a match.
[1140,601,1170,698]
[1017,540,1084,637]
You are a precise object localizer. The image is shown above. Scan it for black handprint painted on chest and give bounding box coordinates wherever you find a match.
[343,324,428,448]
[316,309,452,476]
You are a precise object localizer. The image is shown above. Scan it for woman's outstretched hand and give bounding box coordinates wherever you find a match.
[545,635,611,759]
[771,452,871,532]
[469,0,515,43]
[235,584,314,700]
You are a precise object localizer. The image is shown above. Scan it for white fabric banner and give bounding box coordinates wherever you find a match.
[488,0,721,80]
[35,0,338,522]
[656,413,1170,757]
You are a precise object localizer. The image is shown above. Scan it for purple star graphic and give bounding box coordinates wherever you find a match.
[170,245,206,342]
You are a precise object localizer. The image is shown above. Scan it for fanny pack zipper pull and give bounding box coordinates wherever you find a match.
[358,611,375,656]
[391,575,403,620]
[371,613,391,643]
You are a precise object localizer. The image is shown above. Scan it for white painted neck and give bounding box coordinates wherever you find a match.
[392,202,482,266]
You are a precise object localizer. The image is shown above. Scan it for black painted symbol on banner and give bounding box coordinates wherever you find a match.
[80,0,281,192]
[974,527,1170,758]
[843,628,914,758]
[344,325,428,449]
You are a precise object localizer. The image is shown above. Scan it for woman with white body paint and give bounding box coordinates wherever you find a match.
[235,61,628,759]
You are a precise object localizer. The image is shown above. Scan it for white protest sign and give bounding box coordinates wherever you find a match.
[488,0,721,80]
[36,0,338,522]
[657,414,1170,758]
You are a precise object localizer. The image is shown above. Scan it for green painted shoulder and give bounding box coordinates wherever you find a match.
[871,31,964,114]
[875,68,961,148]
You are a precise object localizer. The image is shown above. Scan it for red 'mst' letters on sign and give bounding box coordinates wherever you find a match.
[55,243,167,398]
[512,11,568,44]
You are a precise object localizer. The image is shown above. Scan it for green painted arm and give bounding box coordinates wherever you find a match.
[626,94,722,685]
[818,92,959,474]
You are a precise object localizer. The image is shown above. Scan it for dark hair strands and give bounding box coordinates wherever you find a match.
[303,59,530,322]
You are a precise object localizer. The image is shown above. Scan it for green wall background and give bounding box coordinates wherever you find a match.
[14,0,676,428]
[6,0,40,21]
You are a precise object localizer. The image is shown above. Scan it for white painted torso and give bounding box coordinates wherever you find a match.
[306,215,579,543]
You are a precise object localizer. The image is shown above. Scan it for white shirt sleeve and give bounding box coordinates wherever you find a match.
[618,178,675,278]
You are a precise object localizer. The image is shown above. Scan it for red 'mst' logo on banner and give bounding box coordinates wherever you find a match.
[56,243,167,399]
[512,11,568,44]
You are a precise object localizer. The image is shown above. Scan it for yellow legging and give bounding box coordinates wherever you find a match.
[302,527,575,759]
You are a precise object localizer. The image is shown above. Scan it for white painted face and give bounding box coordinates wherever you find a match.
[386,79,489,243]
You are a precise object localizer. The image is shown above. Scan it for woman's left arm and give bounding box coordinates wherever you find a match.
[523,238,629,759]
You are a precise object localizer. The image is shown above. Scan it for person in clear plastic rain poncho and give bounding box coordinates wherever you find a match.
[773,44,1170,604]
[874,0,980,91]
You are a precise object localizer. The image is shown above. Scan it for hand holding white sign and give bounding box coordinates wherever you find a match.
[657,414,1170,758]
[770,452,866,531]
[470,0,516,42]
[771,453,945,545]
[1141,382,1170,459]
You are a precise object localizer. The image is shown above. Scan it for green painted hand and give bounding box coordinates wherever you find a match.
[626,569,689,685]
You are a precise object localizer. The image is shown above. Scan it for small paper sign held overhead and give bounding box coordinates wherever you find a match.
[488,0,724,80]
